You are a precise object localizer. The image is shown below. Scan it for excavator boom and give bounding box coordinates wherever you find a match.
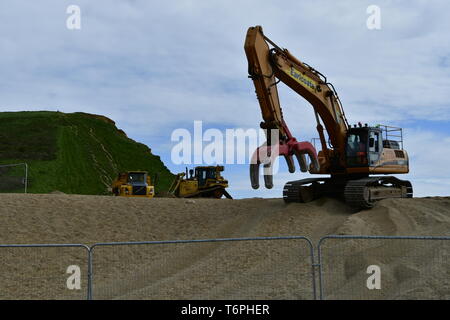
[245,26,350,175]
[245,26,320,189]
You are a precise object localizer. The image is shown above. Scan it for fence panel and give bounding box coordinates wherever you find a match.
[318,236,450,300]
[0,244,90,300]
[90,237,316,300]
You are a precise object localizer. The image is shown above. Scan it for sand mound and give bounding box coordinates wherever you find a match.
[336,197,450,236]
[0,194,449,299]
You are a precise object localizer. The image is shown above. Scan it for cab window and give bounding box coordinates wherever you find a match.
[369,131,380,153]
[346,132,367,157]
[346,131,368,167]
[128,173,145,184]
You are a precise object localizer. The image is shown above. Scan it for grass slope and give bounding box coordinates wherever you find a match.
[0,111,174,195]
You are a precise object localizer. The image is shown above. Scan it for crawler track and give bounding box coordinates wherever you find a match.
[283,176,413,209]
[344,176,413,209]
[182,186,233,199]
[283,178,323,203]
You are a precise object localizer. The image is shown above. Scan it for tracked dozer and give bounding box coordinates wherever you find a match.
[169,166,232,199]
[112,171,155,198]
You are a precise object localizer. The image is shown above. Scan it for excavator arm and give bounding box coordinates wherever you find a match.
[244,26,349,188]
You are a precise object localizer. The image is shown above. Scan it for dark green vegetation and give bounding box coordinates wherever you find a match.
[0,111,174,195]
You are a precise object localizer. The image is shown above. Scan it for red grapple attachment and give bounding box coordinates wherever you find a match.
[250,138,320,189]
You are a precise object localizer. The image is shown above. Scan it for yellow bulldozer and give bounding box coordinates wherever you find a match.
[169,166,232,199]
[111,171,155,198]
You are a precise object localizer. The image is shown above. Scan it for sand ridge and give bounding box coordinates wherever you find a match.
[0,194,449,299]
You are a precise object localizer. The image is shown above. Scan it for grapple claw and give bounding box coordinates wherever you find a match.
[250,137,319,189]
[263,163,274,189]
[250,163,260,189]
[284,155,295,173]
[250,143,279,190]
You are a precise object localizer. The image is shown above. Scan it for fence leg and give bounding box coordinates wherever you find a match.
[87,248,93,300]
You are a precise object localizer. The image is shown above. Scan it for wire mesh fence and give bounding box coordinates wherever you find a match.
[0,163,28,193]
[318,235,450,300]
[2,236,450,300]
[89,237,316,300]
[0,244,90,300]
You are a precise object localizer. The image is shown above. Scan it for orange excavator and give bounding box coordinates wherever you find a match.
[244,26,412,208]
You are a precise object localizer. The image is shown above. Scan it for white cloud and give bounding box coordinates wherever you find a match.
[401,128,450,196]
[0,0,449,197]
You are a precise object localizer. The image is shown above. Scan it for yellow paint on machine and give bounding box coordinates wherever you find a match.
[285,66,317,92]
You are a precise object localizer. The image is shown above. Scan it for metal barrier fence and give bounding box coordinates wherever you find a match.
[1,236,450,300]
[89,237,316,300]
[318,235,450,300]
[0,244,90,300]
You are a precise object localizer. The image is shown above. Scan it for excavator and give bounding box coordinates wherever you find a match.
[244,26,412,208]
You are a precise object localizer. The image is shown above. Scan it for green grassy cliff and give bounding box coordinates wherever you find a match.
[0,111,174,195]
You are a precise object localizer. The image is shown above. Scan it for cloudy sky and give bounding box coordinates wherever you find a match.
[1,0,449,198]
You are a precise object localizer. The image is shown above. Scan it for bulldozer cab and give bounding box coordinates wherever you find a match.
[195,167,219,187]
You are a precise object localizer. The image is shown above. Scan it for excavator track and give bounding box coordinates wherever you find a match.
[344,176,413,209]
[283,178,328,203]
[283,176,412,209]
[343,178,374,209]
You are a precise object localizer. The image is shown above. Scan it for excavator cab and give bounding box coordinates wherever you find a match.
[346,124,407,171]
[345,126,383,167]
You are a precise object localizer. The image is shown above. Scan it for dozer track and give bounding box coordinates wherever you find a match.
[283,176,412,209]
[182,186,233,199]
